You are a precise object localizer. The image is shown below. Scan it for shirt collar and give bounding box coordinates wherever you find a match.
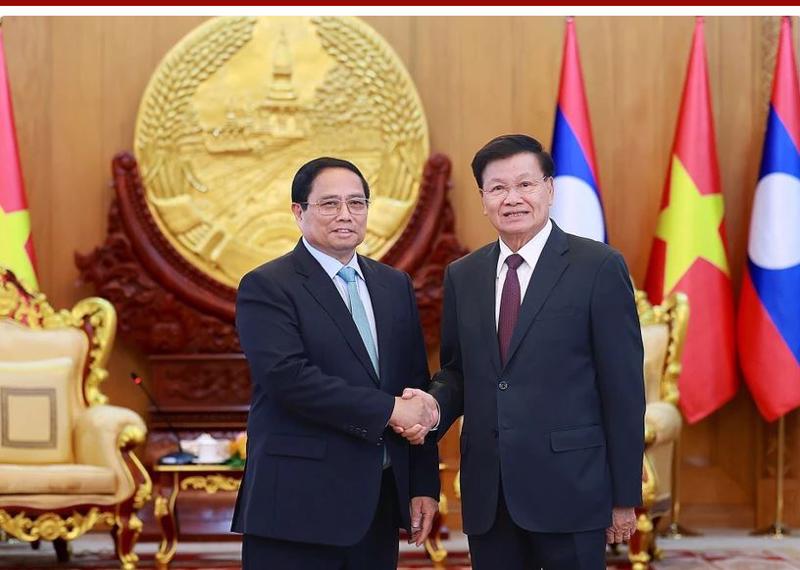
[496,219,553,278]
[302,237,364,281]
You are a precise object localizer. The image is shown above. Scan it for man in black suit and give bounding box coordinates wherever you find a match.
[233,157,440,569]
[398,135,645,569]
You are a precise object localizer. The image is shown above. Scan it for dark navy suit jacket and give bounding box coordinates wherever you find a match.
[431,222,645,535]
[231,240,440,546]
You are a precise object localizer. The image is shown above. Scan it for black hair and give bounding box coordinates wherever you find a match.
[471,134,555,188]
[291,157,370,207]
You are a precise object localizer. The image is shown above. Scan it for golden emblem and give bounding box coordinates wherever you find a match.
[134,17,429,287]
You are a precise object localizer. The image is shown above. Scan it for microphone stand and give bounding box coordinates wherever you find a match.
[130,372,197,465]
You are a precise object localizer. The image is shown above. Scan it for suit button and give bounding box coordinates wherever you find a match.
[498,380,508,391]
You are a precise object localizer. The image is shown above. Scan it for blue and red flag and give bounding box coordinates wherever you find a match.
[550,16,606,242]
[738,16,800,422]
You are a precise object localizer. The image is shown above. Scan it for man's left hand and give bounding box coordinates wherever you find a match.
[409,496,439,546]
[606,507,637,544]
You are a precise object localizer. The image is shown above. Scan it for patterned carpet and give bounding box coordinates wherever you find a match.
[2,532,800,568]
[624,547,800,569]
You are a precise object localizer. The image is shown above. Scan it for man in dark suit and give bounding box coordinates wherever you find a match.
[232,157,440,569]
[398,135,645,569]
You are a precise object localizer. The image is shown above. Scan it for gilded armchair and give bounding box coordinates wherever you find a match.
[0,268,151,569]
[628,289,688,570]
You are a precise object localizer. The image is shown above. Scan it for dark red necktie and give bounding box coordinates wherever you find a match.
[498,253,524,366]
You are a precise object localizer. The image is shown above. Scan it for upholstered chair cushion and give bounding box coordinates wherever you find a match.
[0,320,88,413]
[0,357,75,464]
[641,323,669,403]
[0,464,116,494]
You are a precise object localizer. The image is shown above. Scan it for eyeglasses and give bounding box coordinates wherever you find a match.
[481,176,552,199]
[299,198,370,216]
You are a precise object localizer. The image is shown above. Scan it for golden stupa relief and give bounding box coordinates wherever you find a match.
[134,16,429,288]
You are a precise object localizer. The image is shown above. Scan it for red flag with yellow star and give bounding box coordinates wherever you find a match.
[644,17,737,423]
[0,26,38,290]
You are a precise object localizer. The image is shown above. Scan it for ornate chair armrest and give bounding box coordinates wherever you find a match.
[74,405,148,503]
[75,405,147,464]
[644,401,681,449]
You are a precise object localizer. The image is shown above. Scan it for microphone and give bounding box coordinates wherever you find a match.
[130,372,197,465]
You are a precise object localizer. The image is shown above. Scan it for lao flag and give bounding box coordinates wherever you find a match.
[738,16,800,422]
[551,16,606,242]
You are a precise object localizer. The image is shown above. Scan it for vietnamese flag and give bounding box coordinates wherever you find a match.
[644,17,737,423]
[0,26,38,291]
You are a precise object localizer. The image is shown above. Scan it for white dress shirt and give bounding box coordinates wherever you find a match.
[302,238,379,358]
[494,219,553,329]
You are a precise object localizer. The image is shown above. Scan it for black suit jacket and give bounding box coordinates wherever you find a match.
[231,240,440,546]
[431,222,645,535]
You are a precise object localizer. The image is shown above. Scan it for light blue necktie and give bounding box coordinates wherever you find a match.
[339,267,390,469]
[337,266,379,376]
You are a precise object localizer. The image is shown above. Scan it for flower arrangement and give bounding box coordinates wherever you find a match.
[227,431,247,467]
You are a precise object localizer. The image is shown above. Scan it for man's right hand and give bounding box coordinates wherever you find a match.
[389,393,437,444]
[389,389,439,445]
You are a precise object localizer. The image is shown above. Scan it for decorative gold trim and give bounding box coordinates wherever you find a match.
[0,508,115,542]
[118,424,147,449]
[154,496,169,519]
[117,425,152,510]
[643,421,656,446]
[113,512,144,570]
[0,268,117,406]
[635,289,688,406]
[72,298,116,406]
[630,512,653,570]
[641,455,658,508]
[180,474,241,493]
[155,472,181,566]
[424,533,448,565]
[131,456,153,511]
[0,269,59,327]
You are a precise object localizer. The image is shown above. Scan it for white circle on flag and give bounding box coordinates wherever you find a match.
[551,175,605,241]
[748,172,800,269]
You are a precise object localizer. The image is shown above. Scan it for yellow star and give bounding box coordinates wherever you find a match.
[655,156,729,294]
[0,205,38,290]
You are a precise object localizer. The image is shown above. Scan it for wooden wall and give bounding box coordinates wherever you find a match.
[3,15,797,530]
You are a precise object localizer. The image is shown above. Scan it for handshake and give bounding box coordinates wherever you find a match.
[388,388,439,445]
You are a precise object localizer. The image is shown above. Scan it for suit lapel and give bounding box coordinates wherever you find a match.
[503,224,570,370]
[359,257,393,386]
[294,241,381,386]
[478,242,502,375]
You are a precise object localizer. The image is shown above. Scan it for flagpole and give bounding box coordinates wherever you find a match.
[752,415,791,538]
[661,430,702,538]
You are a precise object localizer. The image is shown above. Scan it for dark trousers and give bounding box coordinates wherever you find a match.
[241,468,400,570]
[468,484,607,570]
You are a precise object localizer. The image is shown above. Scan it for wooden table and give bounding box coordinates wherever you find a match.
[152,463,244,568]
